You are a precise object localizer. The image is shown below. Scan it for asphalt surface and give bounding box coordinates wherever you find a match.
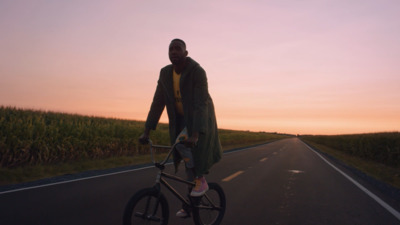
[1,138,400,225]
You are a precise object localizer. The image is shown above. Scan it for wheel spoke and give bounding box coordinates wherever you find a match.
[193,183,226,225]
[123,188,169,225]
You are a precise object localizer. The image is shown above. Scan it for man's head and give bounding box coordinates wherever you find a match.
[169,39,188,65]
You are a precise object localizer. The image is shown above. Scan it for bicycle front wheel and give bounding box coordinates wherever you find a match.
[193,182,226,225]
[123,188,169,225]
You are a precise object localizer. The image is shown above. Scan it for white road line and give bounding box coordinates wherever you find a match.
[304,142,400,221]
[260,157,268,162]
[222,171,244,182]
[0,164,163,195]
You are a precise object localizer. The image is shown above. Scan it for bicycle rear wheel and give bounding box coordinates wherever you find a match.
[123,188,169,225]
[192,183,226,225]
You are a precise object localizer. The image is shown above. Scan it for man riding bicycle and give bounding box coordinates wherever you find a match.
[139,39,222,218]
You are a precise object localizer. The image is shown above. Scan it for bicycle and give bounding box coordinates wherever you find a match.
[123,140,226,225]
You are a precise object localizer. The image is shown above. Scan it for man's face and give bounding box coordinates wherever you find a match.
[169,41,187,65]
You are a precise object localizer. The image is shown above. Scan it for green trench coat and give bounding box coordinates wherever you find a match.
[145,57,222,176]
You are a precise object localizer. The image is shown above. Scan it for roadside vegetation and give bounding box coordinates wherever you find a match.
[0,106,288,185]
[301,133,400,189]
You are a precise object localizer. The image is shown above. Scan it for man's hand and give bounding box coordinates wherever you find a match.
[183,132,199,148]
[139,128,151,144]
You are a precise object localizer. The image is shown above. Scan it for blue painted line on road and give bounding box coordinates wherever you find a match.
[223,146,259,154]
[303,142,400,221]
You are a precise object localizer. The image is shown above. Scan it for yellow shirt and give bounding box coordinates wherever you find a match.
[173,69,184,116]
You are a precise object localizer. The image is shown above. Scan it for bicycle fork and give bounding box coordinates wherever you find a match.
[138,171,164,222]
[137,194,162,222]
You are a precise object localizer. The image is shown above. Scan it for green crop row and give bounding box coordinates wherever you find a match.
[301,132,400,167]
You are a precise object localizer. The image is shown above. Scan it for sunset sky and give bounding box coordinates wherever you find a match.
[1,0,399,135]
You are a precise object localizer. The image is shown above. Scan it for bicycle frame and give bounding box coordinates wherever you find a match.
[148,140,221,212]
[149,140,196,206]
[157,171,195,206]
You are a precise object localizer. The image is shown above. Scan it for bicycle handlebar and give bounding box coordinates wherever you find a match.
[147,139,179,166]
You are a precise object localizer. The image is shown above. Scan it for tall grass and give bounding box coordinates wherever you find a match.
[301,132,400,167]
[0,106,287,169]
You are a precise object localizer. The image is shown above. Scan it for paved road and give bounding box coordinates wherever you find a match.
[1,138,400,225]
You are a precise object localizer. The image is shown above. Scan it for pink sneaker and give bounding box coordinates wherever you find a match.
[176,209,188,218]
[190,177,209,197]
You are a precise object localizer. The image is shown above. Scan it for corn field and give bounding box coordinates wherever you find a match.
[0,106,170,168]
[218,129,285,147]
[301,132,400,167]
[0,106,286,168]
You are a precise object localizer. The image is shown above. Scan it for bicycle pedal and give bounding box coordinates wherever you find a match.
[176,209,191,219]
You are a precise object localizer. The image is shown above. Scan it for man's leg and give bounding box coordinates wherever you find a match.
[175,143,209,197]
[175,143,195,218]
[175,143,195,180]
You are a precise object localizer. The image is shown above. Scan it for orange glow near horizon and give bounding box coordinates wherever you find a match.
[1,1,399,135]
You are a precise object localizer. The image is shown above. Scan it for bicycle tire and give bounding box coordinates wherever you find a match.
[192,183,226,225]
[123,188,169,225]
